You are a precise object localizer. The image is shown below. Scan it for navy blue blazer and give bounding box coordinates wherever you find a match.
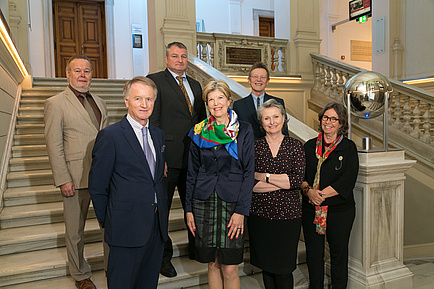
[185,121,255,216]
[233,92,289,139]
[89,116,168,247]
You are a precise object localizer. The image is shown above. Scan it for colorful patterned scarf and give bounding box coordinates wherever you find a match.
[313,132,343,235]
[188,108,239,159]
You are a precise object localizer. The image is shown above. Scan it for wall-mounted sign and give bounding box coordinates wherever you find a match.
[349,0,371,21]
[226,47,261,65]
[351,40,372,62]
[133,34,142,49]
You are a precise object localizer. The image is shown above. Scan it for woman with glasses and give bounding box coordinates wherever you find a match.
[300,102,359,289]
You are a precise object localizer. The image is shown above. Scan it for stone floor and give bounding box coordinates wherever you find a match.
[3,258,433,288]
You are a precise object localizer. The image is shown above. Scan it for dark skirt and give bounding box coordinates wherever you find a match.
[248,214,301,274]
[192,191,245,265]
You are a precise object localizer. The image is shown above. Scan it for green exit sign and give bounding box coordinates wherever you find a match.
[358,15,368,23]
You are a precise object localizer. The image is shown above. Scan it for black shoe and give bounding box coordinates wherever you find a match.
[160,261,177,277]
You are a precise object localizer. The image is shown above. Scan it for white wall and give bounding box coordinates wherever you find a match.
[404,0,434,79]
[28,0,46,77]
[320,0,372,70]
[195,0,230,33]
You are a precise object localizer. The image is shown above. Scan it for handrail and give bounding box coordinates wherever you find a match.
[0,84,22,212]
[310,53,434,165]
[187,54,317,143]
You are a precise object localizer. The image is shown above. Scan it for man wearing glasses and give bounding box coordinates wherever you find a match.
[233,62,288,139]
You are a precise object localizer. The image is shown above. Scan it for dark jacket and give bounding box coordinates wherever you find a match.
[233,92,289,139]
[303,136,359,208]
[147,69,207,169]
[89,116,168,247]
[185,121,255,216]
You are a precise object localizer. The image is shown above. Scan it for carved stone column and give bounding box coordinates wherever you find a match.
[289,0,321,79]
[147,0,197,72]
[347,150,415,288]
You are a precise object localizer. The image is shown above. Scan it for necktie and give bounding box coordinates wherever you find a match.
[142,127,155,178]
[81,93,99,129]
[176,76,193,115]
[142,127,157,204]
[256,96,261,110]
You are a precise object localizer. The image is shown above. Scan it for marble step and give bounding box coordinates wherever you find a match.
[9,156,51,172]
[3,185,61,206]
[0,201,95,229]
[15,124,44,135]
[13,134,45,146]
[0,263,310,289]
[16,115,44,125]
[0,241,104,287]
[0,219,102,256]
[0,229,190,287]
[3,184,184,208]
[18,106,127,117]
[12,145,47,158]
[185,264,310,289]
[6,169,53,188]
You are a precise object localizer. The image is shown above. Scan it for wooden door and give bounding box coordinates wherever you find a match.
[53,0,107,78]
[259,17,275,38]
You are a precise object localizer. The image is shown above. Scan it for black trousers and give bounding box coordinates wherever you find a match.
[302,204,355,289]
[162,167,195,264]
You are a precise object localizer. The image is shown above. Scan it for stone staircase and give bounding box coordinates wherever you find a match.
[0,77,307,288]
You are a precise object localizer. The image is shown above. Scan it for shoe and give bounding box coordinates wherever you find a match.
[160,261,177,277]
[75,278,97,289]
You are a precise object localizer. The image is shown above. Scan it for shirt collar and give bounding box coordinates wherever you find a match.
[167,69,186,80]
[127,113,149,130]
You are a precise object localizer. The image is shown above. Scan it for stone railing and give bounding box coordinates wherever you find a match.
[196,32,288,76]
[310,53,434,165]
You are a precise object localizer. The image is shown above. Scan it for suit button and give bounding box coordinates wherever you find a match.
[214,157,217,162]
[151,202,155,206]
[214,173,217,176]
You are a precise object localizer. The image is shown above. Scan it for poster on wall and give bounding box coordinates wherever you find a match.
[351,40,372,62]
[349,0,372,21]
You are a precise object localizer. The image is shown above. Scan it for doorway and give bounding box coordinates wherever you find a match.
[53,0,107,78]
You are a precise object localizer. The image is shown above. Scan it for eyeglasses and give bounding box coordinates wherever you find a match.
[250,75,268,80]
[322,115,339,123]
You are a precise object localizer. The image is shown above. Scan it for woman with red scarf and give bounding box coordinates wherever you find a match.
[185,80,255,289]
[300,102,359,289]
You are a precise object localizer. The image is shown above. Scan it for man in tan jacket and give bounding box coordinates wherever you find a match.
[44,55,108,289]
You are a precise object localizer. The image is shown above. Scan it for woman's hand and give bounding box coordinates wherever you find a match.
[227,213,244,240]
[186,212,196,237]
[307,189,325,206]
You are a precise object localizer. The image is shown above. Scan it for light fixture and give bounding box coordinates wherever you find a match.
[0,16,29,77]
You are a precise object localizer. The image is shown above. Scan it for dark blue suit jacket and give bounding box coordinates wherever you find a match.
[233,92,289,139]
[185,121,255,216]
[89,116,168,247]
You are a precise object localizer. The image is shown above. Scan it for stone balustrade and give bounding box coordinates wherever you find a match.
[196,32,288,76]
[311,53,434,160]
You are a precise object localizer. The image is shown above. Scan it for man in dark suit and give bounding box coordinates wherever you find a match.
[233,62,289,139]
[147,42,207,277]
[89,77,168,289]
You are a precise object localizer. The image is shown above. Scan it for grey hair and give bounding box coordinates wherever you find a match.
[257,99,289,132]
[123,76,158,100]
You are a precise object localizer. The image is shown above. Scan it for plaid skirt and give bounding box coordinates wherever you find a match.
[192,191,245,265]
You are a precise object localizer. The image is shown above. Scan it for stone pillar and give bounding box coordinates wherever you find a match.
[347,150,415,288]
[147,0,197,72]
[289,0,321,80]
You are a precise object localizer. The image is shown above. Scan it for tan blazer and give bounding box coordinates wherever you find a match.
[44,86,109,189]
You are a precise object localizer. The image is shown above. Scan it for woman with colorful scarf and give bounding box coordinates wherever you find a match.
[185,80,255,289]
[300,102,359,289]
